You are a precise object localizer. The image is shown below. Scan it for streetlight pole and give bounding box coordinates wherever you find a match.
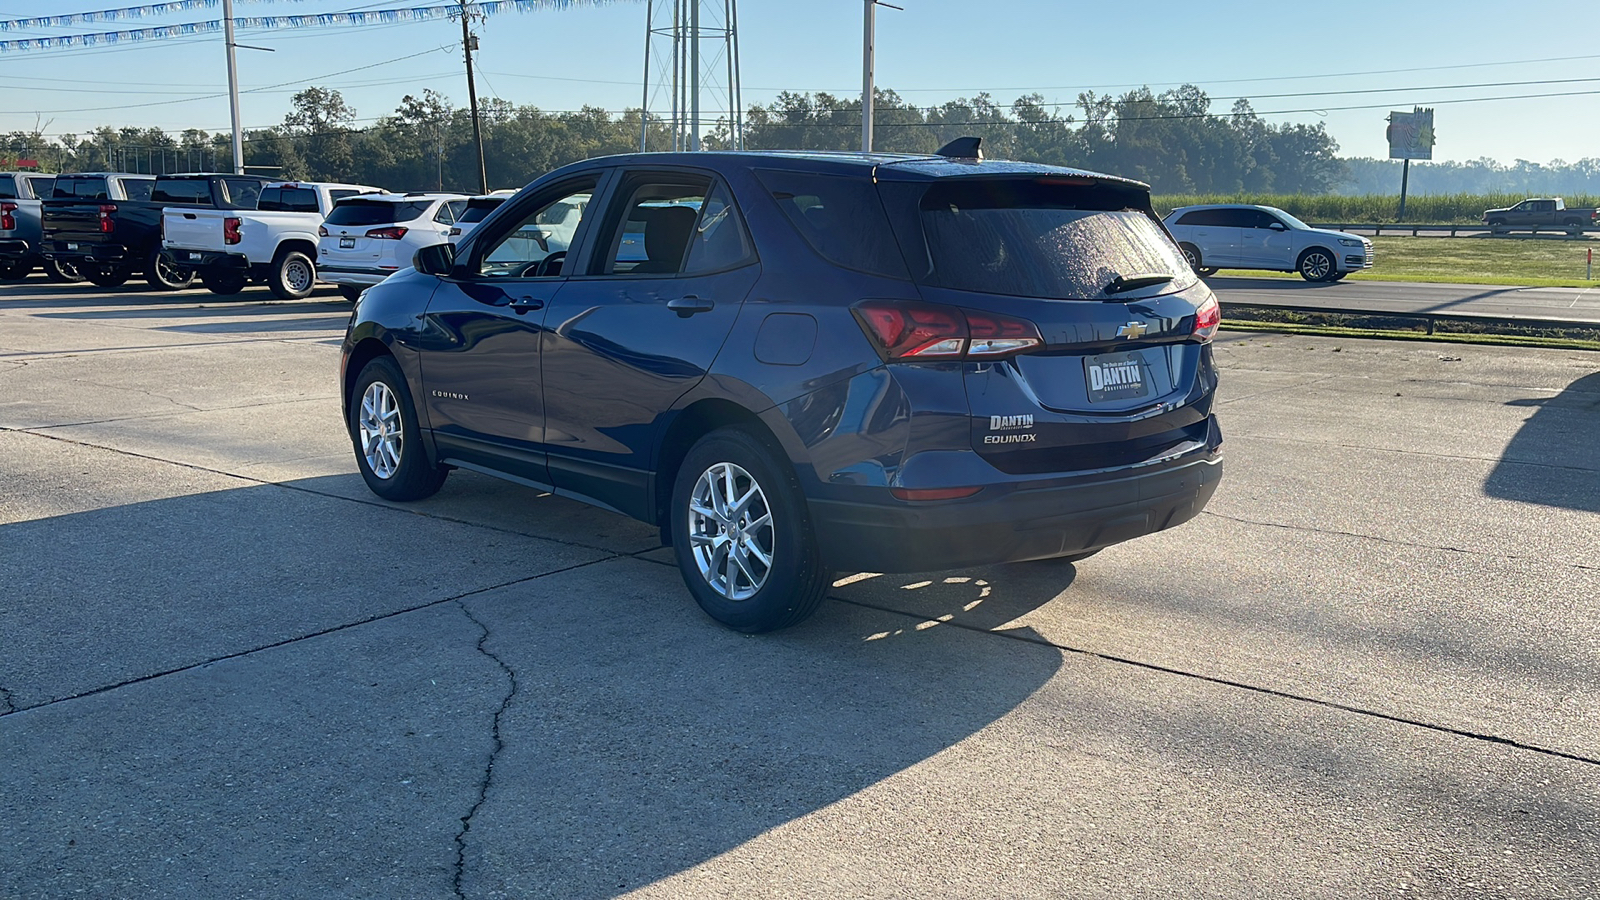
[223,0,243,174]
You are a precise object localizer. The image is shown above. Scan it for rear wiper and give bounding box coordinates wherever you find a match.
[1104,273,1175,295]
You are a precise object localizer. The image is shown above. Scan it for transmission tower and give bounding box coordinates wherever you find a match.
[641,0,743,152]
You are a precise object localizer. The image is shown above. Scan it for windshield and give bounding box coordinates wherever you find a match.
[904,179,1193,299]
[1265,207,1311,230]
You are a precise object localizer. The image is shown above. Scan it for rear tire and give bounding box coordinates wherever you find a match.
[83,263,132,288]
[146,248,195,291]
[1297,248,1336,282]
[671,427,831,633]
[202,267,247,295]
[0,258,29,281]
[349,356,448,502]
[268,249,316,300]
[44,259,84,282]
[338,285,364,302]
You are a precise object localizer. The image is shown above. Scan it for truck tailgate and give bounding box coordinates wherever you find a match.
[162,209,224,252]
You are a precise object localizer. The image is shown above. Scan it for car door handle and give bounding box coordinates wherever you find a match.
[667,295,714,317]
[509,296,543,314]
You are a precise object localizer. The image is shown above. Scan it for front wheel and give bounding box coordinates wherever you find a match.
[83,263,132,287]
[146,248,195,291]
[671,427,831,633]
[268,250,316,300]
[202,266,248,295]
[350,356,448,501]
[1297,248,1336,282]
[44,259,84,282]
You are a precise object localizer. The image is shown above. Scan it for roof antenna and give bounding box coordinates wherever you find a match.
[935,136,983,160]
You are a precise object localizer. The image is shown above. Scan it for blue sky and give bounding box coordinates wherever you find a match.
[1,0,1597,164]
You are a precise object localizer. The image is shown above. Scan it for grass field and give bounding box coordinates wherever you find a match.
[1211,235,1600,288]
[1154,192,1600,225]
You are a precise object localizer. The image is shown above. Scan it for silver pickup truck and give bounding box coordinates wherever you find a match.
[163,180,379,298]
[0,172,83,282]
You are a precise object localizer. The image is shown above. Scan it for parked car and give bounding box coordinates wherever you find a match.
[316,193,468,298]
[447,190,518,245]
[0,172,83,282]
[1163,204,1373,282]
[163,180,381,298]
[338,142,1224,632]
[41,172,269,290]
[1482,198,1598,235]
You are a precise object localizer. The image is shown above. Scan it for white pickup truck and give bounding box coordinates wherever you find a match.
[163,181,380,298]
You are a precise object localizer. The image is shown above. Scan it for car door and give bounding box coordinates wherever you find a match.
[415,175,608,487]
[540,168,760,519]
[1189,208,1242,267]
[1237,209,1295,268]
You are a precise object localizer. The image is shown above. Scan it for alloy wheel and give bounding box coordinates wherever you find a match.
[1301,252,1332,281]
[359,381,404,479]
[687,461,775,601]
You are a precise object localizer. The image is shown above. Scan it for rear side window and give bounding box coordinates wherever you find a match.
[53,177,110,200]
[901,179,1191,299]
[26,175,53,199]
[152,179,211,204]
[259,187,320,213]
[325,200,431,226]
[755,169,907,278]
[222,178,262,208]
[1176,209,1226,226]
[123,179,153,201]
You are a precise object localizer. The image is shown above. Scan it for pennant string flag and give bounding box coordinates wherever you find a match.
[0,0,623,50]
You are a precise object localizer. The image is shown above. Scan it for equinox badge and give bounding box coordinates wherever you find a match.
[1116,321,1149,339]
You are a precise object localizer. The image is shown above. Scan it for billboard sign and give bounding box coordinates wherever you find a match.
[1387,107,1436,160]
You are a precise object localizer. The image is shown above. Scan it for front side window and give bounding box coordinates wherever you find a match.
[476,183,595,278]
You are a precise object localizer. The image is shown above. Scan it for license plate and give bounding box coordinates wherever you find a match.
[66,242,78,250]
[339,237,355,249]
[1084,352,1151,403]
[185,251,201,261]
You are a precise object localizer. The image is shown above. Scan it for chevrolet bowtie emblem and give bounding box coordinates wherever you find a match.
[1117,321,1148,339]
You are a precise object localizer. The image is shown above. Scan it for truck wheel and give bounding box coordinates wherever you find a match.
[0,258,29,281]
[338,285,364,302]
[1564,219,1583,236]
[670,427,831,633]
[268,250,316,300]
[146,249,195,291]
[1297,248,1336,282]
[44,259,84,283]
[83,264,132,288]
[202,267,248,295]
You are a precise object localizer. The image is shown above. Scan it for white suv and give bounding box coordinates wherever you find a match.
[1163,204,1373,282]
[317,193,468,291]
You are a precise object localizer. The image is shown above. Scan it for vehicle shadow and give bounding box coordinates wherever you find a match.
[1482,370,1600,512]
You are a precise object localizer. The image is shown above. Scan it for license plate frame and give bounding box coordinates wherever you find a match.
[65,242,79,251]
[338,237,355,249]
[1084,351,1152,404]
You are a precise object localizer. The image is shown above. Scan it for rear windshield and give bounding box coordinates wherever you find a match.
[894,179,1192,299]
[259,186,319,213]
[458,197,505,224]
[152,179,212,205]
[325,199,431,226]
[52,177,110,200]
[755,169,908,279]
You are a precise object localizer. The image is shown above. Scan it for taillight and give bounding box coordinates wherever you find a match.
[365,226,408,239]
[223,217,242,245]
[98,204,116,234]
[852,300,1042,361]
[1192,295,1221,342]
[0,201,15,231]
[317,225,328,237]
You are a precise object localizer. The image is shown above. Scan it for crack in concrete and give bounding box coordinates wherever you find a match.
[0,555,620,720]
[0,682,15,715]
[1202,510,1600,572]
[451,601,518,900]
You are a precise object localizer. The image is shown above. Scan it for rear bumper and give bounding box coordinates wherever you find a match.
[809,438,1223,573]
[169,248,247,270]
[42,241,129,263]
[0,239,30,259]
[318,264,394,287]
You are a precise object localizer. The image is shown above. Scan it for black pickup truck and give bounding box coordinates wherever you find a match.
[40,173,269,290]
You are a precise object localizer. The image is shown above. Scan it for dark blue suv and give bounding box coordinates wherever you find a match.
[340,142,1223,632]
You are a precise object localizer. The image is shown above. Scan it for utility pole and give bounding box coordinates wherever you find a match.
[688,0,700,151]
[223,0,243,174]
[860,1,900,153]
[458,0,488,194]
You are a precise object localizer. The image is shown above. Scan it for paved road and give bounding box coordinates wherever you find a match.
[1211,275,1600,326]
[2,275,1599,898]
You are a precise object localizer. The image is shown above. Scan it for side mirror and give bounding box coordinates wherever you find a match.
[414,242,456,276]
[1268,222,1288,231]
